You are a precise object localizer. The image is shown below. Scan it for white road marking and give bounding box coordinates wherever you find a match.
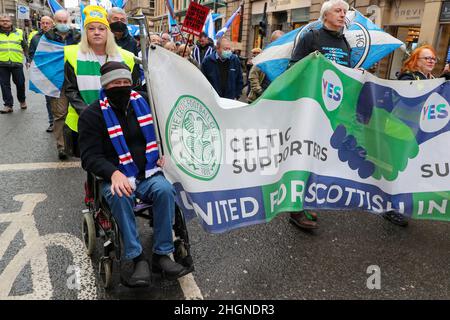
[171,232,203,300]
[1,162,203,299]
[0,161,81,172]
[178,273,203,300]
[0,194,97,299]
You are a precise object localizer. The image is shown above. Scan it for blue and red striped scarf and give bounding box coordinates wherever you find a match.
[100,90,161,189]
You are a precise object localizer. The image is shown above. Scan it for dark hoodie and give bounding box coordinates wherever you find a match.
[290,26,351,67]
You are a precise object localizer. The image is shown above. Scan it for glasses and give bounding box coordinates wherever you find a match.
[419,56,437,62]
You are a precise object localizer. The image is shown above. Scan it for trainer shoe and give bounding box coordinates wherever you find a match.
[0,106,13,113]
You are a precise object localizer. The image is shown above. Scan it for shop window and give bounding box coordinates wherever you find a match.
[253,26,262,49]
[292,22,306,30]
[388,26,421,79]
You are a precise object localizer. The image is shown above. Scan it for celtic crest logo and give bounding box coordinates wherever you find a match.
[166,95,221,180]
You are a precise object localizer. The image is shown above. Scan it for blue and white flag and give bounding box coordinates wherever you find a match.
[127,24,140,37]
[215,5,241,39]
[111,0,127,8]
[29,35,65,98]
[253,10,404,81]
[203,12,222,44]
[203,12,221,44]
[47,0,63,15]
[80,1,86,32]
[166,0,180,35]
[345,10,403,68]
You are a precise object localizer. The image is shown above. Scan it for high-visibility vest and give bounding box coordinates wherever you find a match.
[64,44,135,132]
[28,30,38,46]
[0,29,24,63]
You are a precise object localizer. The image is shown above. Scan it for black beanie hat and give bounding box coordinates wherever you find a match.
[100,61,132,86]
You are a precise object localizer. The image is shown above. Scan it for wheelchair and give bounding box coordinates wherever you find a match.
[81,173,194,289]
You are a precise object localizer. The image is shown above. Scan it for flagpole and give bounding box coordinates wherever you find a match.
[134,10,164,156]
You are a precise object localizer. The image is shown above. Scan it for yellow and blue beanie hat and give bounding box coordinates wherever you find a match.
[83,5,109,29]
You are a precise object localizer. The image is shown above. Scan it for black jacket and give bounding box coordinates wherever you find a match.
[290,27,351,67]
[28,30,44,61]
[442,72,450,81]
[397,71,428,80]
[78,92,149,181]
[201,53,244,99]
[64,56,141,115]
[115,32,139,56]
[29,28,81,61]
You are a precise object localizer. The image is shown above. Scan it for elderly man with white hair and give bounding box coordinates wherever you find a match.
[107,7,139,56]
[290,0,350,68]
[289,0,351,230]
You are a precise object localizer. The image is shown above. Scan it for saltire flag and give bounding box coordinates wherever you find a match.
[98,0,113,10]
[111,0,127,8]
[203,12,222,44]
[127,24,140,37]
[29,35,65,98]
[215,5,241,39]
[166,0,176,24]
[345,10,404,68]
[80,1,86,32]
[147,46,450,234]
[47,0,63,15]
[253,9,404,81]
[165,0,180,36]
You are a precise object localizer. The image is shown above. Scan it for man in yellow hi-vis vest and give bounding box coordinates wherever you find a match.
[0,14,29,113]
[62,5,138,159]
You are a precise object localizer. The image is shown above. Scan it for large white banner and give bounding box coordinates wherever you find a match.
[148,47,450,233]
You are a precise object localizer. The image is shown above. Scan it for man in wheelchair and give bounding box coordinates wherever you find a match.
[78,61,191,287]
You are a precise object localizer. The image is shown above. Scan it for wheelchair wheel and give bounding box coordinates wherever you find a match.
[99,257,113,289]
[82,212,96,255]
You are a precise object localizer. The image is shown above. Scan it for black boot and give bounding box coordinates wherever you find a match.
[152,253,191,280]
[125,258,150,287]
[383,211,409,227]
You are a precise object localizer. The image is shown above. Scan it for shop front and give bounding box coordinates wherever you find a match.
[436,1,450,72]
[383,0,425,79]
[250,0,310,48]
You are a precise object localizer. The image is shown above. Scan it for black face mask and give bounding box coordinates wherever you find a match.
[105,86,131,111]
[110,21,128,34]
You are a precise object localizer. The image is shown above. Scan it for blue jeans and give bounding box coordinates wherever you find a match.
[45,95,54,124]
[101,172,176,260]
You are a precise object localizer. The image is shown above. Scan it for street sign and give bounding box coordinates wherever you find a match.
[17,5,30,20]
[181,2,210,37]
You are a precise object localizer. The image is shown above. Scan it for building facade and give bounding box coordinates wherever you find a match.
[1,0,53,33]
[125,0,155,27]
